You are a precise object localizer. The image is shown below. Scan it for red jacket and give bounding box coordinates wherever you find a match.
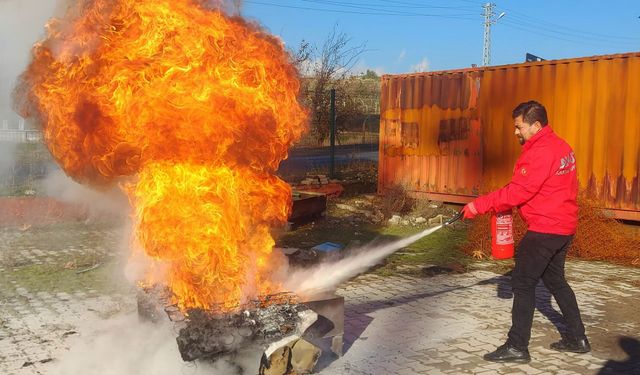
[473,126,578,235]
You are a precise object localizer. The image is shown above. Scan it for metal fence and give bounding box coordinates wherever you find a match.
[0,129,44,143]
[277,88,380,184]
[1,84,383,193]
[0,125,52,196]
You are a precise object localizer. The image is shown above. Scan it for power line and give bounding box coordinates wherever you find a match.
[246,0,638,62]
[501,15,639,46]
[486,3,639,63]
[245,0,479,18]
[505,13,640,43]
[499,6,640,42]
[298,0,477,16]
[363,0,480,6]
[333,0,478,11]
[500,20,638,48]
[445,0,486,5]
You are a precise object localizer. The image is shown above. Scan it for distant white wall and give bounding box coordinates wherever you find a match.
[0,118,41,143]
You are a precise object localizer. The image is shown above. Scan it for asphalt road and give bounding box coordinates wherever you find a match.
[278,143,378,178]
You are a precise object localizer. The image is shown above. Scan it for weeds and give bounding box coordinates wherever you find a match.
[410,199,442,219]
[461,193,640,266]
[379,184,413,218]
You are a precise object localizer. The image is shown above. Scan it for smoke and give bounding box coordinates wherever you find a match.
[199,0,243,14]
[283,226,444,296]
[0,141,17,179]
[0,0,71,193]
[0,0,69,121]
[50,313,254,375]
[42,169,130,219]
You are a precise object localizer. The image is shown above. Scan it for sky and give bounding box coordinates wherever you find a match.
[1,0,639,123]
[241,0,640,74]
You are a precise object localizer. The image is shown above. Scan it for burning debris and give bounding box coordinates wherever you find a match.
[138,285,343,373]
[175,296,313,362]
[139,288,313,362]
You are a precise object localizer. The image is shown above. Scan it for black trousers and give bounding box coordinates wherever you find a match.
[507,231,586,350]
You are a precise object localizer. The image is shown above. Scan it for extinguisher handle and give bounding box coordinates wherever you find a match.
[444,211,463,226]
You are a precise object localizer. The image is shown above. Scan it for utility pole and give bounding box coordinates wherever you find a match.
[482,2,495,67]
[482,3,506,66]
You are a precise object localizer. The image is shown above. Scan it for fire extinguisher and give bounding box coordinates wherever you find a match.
[491,210,514,259]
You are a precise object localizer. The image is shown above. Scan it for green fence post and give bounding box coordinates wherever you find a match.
[329,88,336,179]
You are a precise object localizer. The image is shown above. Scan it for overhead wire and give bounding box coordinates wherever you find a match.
[317,0,478,11]
[245,0,479,19]
[245,1,638,50]
[297,0,477,16]
[440,0,486,5]
[498,21,632,48]
[498,6,640,42]
[504,15,640,45]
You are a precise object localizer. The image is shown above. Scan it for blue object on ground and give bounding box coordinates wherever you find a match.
[311,242,343,253]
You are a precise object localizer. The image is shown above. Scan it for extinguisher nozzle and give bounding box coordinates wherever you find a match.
[443,211,463,226]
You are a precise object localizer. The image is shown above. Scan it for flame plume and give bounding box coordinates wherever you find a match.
[16,0,307,311]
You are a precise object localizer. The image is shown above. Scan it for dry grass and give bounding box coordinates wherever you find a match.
[410,199,442,219]
[570,196,640,264]
[462,193,640,266]
[0,251,22,268]
[379,184,413,218]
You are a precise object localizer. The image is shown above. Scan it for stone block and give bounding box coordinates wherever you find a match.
[290,338,321,374]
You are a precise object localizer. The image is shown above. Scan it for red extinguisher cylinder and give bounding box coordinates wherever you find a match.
[491,211,514,259]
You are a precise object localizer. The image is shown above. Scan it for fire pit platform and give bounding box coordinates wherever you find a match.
[137,285,344,371]
[302,294,344,357]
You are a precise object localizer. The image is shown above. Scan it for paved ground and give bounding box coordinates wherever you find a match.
[324,263,640,375]
[1,221,639,374]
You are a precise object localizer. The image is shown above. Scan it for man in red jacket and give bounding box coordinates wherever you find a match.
[462,101,589,363]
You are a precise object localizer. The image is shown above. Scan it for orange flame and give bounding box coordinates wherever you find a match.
[16,0,307,311]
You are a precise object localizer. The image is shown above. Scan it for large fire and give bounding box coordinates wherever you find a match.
[16,0,307,311]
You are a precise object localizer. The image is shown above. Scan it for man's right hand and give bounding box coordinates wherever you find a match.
[462,202,478,219]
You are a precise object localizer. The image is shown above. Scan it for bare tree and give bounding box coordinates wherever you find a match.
[293,26,367,144]
[201,0,242,14]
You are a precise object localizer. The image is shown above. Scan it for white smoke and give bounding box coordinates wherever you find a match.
[50,223,444,375]
[0,0,69,122]
[196,0,242,15]
[42,169,130,219]
[0,0,71,193]
[50,313,252,375]
[283,226,443,296]
[0,141,17,181]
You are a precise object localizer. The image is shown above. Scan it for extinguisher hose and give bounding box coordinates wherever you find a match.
[443,210,463,226]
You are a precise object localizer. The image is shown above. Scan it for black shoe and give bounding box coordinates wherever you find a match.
[483,344,531,363]
[550,337,591,353]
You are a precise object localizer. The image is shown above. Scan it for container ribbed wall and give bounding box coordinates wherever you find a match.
[379,52,640,215]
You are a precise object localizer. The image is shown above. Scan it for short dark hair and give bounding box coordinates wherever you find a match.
[512,101,548,127]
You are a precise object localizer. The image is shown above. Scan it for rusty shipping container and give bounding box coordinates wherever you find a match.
[379,52,640,220]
